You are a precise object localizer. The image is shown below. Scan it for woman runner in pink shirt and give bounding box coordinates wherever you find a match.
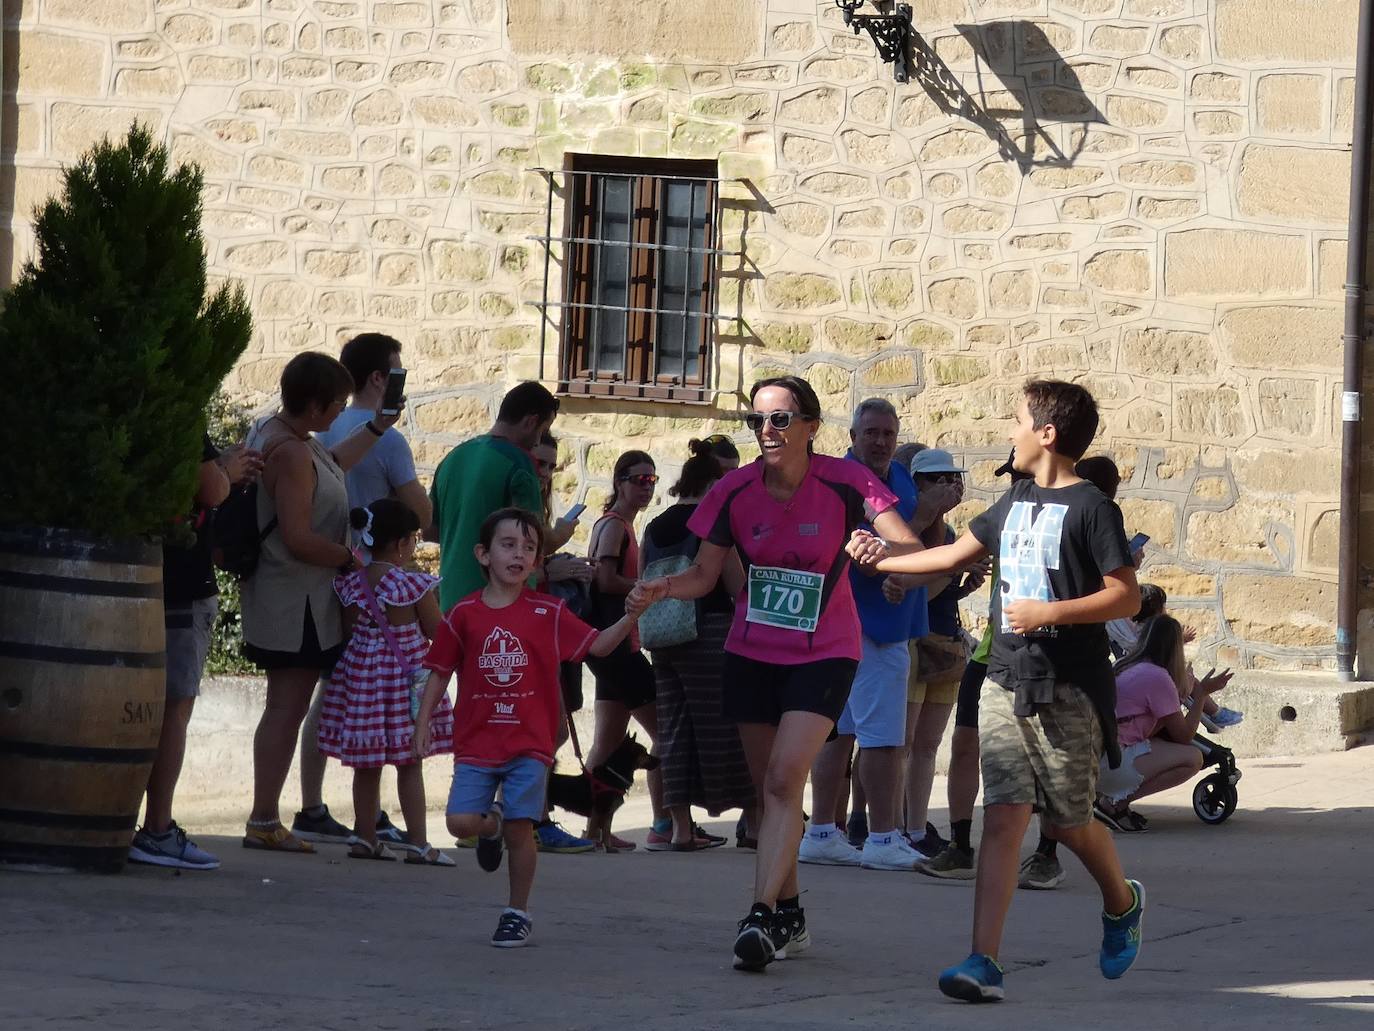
[633,376,919,972]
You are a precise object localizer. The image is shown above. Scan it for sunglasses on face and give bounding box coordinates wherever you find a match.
[924,473,963,485]
[745,410,814,433]
[620,473,659,487]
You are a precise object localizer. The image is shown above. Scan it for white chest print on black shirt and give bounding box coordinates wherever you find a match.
[999,501,1069,634]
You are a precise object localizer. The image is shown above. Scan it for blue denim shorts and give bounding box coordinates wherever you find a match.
[446,757,548,822]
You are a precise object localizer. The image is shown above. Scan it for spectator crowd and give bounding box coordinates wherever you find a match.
[131,331,1242,993]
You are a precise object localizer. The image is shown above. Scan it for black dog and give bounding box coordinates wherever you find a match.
[546,733,659,819]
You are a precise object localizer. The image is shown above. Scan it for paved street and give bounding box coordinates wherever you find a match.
[2,748,1371,1030]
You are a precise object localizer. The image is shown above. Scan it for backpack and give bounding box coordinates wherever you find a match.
[211,484,277,579]
[637,528,701,650]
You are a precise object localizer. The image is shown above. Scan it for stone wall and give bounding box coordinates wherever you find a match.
[1,0,1361,670]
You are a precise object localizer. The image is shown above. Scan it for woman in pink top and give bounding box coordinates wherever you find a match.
[1095,616,1233,831]
[633,376,918,972]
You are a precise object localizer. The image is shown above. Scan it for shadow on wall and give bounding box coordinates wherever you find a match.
[0,27,19,286]
[911,21,1105,173]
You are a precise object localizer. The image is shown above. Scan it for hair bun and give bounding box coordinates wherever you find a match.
[688,437,709,457]
[349,507,370,531]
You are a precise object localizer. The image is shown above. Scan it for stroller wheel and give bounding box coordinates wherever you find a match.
[1193,772,1238,825]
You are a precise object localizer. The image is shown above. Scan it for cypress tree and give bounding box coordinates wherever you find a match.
[0,124,252,539]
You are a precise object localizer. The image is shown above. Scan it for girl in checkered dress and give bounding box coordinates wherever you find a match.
[318,499,455,863]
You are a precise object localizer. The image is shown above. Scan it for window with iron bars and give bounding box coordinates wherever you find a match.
[533,155,724,403]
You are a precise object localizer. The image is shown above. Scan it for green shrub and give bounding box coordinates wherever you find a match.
[0,125,252,537]
[205,392,256,674]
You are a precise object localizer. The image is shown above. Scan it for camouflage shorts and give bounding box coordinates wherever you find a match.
[979,679,1102,828]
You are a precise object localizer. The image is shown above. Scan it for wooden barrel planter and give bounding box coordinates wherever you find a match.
[0,528,165,872]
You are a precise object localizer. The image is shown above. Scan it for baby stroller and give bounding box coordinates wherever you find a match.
[1190,732,1241,824]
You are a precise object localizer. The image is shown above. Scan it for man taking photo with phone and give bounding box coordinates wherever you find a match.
[292,331,431,847]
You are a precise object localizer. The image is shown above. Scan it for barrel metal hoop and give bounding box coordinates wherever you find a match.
[0,569,163,598]
[0,641,166,669]
[0,808,138,831]
[0,529,160,566]
[0,739,160,764]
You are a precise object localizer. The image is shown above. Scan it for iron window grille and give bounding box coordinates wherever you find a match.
[530,155,730,403]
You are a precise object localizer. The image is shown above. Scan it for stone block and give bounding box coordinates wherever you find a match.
[692,91,772,123]
[1224,575,1336,647]
[352,89,403,125]
[1012,233,1071,252]
[1190,72,1242,103]
[799,171,871,200]
[161,13,214,47]
[367,294,420,321]
[1219,305,1342,370]
[840,129,910,170]
[779,86,844,126]
[429,240,492,283]
[764,272,842,311]
[248,154,306,185]
[1235,447,1337,497]
[931,355,989,386]
[1216,0,1357,62]
[239,90,297,119]
[825,317,895,355]
[273,129,351,157]
[671,120,736,157]
[774,201,828,237]
[1318,239,1347,298]
[304,249,366,280]
[281,57,331,81]
[1106,94,1171,129]
[224,240,289,271]
[1090,25,1151,54]
[456,61,516,96]
[1158,24,1204,62]
[928,277,980,320]
[1122,327,1217,377]
[780,134,835,168]
[1138,196,1201,221]
[921,129,995,164]
[989,269,1034,314]
[115,66,182,98]
[187,55,248,82]
[1237,145,1349,224]
[755,322,813,354]
[1060,193,1128,220]
[770,21,816,54]
[863,354,918,387]
[171,134,239,177]
[1031,166,1105,190]
[1118,159,1197,188]
[1164,229,1307,299]
[895,93,943,130]
[1085,250,1150,294]
[1120,497,1178,548]
[507,0,764,65]
[869,269,916,315]
[257,280,310,318]
[49,103,164,159]
[1257,378,1320,437]
[850,86,891,125]
[903,320,956,351]
[415,396,490,436]
[1257,74,1325,136]
[1125,66,1181,92]
[942,203,1011,234]
[410,96,480,128]
[1188,498,1292,566]
[1174,384,1251,442]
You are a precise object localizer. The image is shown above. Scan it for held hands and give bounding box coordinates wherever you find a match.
[962,555,993,592]
[627,577,670,618]
[219,443,264,485]
[1003,598,1053,635]
[846,529,888,569]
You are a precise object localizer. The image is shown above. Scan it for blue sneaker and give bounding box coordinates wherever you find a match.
[534,820,595,854]
[1211,706,1245,729]
[1100,879,1146,979]
[938,953,1004,1002]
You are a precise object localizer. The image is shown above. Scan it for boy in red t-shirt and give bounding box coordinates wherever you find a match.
[414,507,641,948]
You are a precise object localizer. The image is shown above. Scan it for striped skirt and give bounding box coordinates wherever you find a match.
[651,612,756,815]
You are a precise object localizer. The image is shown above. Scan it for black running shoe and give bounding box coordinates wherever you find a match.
[476,803,505,873]
[733,904,776,972]
[291,805,351,844]
[772,905,811,960]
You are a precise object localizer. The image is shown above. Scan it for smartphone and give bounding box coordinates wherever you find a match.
[1129,532,1150,552]
[381,367,407,416]
[563,502,587,522]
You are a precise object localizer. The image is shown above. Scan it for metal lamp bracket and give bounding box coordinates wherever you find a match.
[836,1,914,83]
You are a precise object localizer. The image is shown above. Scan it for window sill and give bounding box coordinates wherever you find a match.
[557,379,713,405]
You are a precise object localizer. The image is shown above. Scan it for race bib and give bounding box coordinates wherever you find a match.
[746,566,824,632]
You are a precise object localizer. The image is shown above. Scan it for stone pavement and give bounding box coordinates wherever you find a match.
[2,748,1371,1030]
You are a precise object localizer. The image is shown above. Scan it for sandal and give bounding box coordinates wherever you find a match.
[243,822,315,853]
[404,843,457,867]
[346,835,398,861]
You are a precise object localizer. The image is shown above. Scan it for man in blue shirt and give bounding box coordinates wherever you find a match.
[799,399,931,872]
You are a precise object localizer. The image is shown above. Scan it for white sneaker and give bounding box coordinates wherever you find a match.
[860,836,920,871]
[798,829,862,866]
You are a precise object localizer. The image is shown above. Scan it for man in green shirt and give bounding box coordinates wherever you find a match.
[429,382,558,610]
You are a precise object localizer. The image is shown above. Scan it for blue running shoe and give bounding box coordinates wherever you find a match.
[1100,879,1146,979]
[938,953,1004,1003]
[534,820,595,854]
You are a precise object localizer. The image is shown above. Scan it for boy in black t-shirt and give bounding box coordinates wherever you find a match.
[846,380,1143,1003]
